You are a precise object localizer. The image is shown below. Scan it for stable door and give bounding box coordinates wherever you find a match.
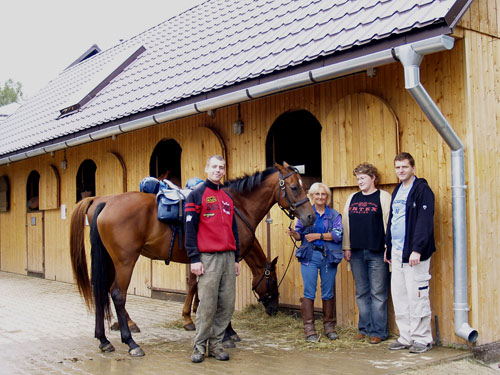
[26,211,44,277]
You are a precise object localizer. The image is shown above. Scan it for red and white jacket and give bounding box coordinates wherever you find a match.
[184,179,239,263]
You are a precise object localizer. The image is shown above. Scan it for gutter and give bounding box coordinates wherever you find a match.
[394,41,478,343]
[0,34,477,343]
[1,35,453,166]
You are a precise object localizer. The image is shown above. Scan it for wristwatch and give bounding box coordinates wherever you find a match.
[320,233,324,240]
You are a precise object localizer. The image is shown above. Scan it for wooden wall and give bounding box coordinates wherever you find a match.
[458,0,500,38]
[462,29,500,346]
[1,18,499,347]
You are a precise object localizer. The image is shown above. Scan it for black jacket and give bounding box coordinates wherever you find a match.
[386,177,436,263]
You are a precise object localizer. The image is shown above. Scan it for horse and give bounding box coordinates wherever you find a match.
[70,162,315,356]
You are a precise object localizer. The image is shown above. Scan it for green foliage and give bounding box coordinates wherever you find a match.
[0,79,23,106]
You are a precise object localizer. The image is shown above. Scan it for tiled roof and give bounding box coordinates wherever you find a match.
[0,0,468,157]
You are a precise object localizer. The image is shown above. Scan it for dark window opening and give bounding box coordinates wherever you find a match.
[265,110,322,189]
[0,175,10,212]
[27,171,40,211]
[76,159,97,202]
[149,139,182,187]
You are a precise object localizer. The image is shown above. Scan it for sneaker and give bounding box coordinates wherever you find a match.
[388,340,410,350]
[409,342,432,353]
[191,348,205,363]
[208,348,230,361]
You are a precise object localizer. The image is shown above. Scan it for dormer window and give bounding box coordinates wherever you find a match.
[59,45,146,118]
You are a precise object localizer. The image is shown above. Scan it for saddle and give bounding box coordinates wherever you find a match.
[139,177,193,223]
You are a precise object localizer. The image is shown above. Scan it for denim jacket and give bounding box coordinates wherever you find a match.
[294,206,343,266]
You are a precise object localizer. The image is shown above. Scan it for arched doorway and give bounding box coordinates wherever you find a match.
[26,170,40,211]
[26,170,43,277]
[266,109,322,189]
[150,139,182,187]
[76,159,97,202]
[265,110,323,307]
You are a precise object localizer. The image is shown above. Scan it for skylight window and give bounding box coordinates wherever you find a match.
[59,45,146,118]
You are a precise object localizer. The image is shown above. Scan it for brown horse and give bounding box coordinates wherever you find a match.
[70,162,315,356]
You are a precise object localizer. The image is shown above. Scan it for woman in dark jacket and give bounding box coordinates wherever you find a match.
[287,182,343,342]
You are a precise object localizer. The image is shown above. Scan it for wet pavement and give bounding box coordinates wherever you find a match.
[0,271,474,375]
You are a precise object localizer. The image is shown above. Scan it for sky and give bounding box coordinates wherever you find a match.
[1,0,205,99]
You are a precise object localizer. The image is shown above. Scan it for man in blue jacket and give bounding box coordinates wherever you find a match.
[385,152,436,353]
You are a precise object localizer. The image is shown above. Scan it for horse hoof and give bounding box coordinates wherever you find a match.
[99,342,116,353]
[230,334,241,342]
[222,339,236,348]
[129,324,141,333]
[183,323,196,331]
[110,322,119,331]
[129,347,145,357]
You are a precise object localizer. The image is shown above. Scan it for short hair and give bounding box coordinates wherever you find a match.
[308,182,331,205]
[353,163,380,185]
[394,152,415,167]
[205,155,225,168]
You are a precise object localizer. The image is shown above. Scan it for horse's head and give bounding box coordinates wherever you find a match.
[252,257,279,315]
[274,162,315,227]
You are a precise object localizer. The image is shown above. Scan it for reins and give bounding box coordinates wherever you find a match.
[277,168,309,220]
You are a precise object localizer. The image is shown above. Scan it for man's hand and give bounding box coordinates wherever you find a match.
[343,250,351,262]
[191,262,204,276]
[384,249,391,264]
[409,251,421,266]
[235,262,241,276]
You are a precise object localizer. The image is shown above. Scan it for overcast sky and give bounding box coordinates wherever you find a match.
[1,0,205,99]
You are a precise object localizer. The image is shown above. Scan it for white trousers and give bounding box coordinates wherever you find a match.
[391,250,433,346]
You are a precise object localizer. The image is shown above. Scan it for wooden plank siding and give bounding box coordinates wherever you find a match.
[462,29,500,346]
[1,17,500,347]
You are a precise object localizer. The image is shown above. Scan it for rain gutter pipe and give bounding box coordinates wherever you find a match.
[394,40,478,343]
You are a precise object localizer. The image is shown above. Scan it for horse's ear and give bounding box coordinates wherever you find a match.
[283,161,290,168]
[271,256,278,267]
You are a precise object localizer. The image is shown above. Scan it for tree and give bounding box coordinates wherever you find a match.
[0,79,23,106]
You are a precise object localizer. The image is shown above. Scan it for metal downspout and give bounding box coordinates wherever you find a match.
[395,41,478,343]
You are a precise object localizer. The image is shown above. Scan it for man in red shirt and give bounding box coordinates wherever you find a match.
[185,155,240,363]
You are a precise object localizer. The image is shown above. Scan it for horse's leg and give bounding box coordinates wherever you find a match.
[182,272,197,331]
[222,321,241,348]
[111,310,141,333]
[95,297,115,353]
[111,265,144,357]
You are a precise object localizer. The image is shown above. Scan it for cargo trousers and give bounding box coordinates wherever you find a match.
[194,251,236,353]
[390,250,433,346]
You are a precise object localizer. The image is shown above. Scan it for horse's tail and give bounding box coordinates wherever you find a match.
[90,203,113,322]
[69,197,95,310]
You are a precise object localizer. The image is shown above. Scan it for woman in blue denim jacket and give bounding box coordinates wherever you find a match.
[287,182,343,342]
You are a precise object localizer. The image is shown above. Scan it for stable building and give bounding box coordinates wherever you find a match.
[0,0,499,356]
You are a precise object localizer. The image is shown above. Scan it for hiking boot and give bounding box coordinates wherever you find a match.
[388,340,410,350]
[409,342,432,353]
[370,336,383,344]
[208,348,230,361]
[191,348,205,363]
[355,332,366,340]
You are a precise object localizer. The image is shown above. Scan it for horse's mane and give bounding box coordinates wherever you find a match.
[224,167,277,194]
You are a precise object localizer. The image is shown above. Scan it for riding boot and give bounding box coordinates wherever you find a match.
[301,297,318,342]
[322,298,338,340]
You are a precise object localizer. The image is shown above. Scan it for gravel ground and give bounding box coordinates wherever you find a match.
[400,358,499,374]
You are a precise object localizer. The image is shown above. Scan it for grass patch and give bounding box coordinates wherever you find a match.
[161,303,379,351]
[232,304,373,351]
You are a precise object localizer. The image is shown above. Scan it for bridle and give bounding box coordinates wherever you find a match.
[251,260,279,305]
[277,167,310,220]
